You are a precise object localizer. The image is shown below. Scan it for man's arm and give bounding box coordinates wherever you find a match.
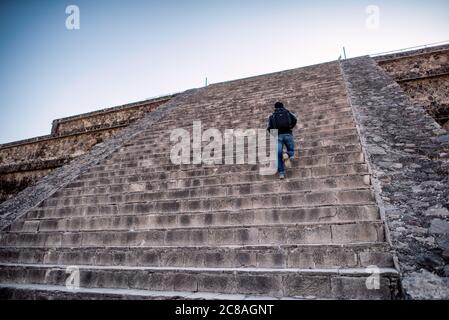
[289,112,298,129]
[267,115,273,132]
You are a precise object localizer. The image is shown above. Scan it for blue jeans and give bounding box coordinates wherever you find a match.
[277,133,295,175]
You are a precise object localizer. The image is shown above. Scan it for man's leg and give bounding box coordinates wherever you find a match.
[277,135,285,178]
[285,134,295,159]
[282,134,295,169]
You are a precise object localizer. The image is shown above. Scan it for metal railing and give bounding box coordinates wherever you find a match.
[369,40,449,58]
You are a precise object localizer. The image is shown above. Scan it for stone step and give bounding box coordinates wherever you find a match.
[117,133,361,155]
[135,115,354,140]
[51,174,370,199]
[87,151,365,174]
[0,243,394,269]
[132,123,358,147]
[177,87,346,97]
[127,128,359,150]
[118,139,357,161]
[0,264,399,299]
[141,109,355,136]
[197,86,344,97]
[173,84,342,94]
[150,103,352,128]
[0,221,385,248]
[102,151,360,174]
[28,189,376,219]
[154,103,351,120]
[147,109,352,130]
[150,101,350,118]
[38,180,372,208]
[299,117,355,129]
[180,99,349,113]
[150,104,351,124]
[59,171,369,198]
[106,148,304,166]
[134,119,355,143]
[15,204,379,233]
[103,145,362,177]
[77,162,369,185]
[113,141,362,164]
[174,91,347,104]
[107,143,362,171]
[199,86,344,97]
[0,283,303,300]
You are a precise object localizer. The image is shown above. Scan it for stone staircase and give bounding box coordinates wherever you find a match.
[0,61,400,299]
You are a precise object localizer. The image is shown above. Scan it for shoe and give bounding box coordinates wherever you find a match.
[279,173,285,180]
[283,153,292,169]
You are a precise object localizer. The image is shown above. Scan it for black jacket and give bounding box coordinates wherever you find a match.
[267,108,298,135]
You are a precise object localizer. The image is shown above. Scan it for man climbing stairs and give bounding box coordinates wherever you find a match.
[0,61,400,300]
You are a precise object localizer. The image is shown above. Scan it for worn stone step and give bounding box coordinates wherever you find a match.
[133,116,357,145]
[151,107,352,127]
[0,283,304,300]
[141,120,356,144]
[138,111,355,140]
[118,133,361,155]
[0,243,394,269]
[77,163,369,185]
[127,128,358,151]
[110,144,362,167]
[51,174,370,200]
[148,104,352,126]
[0,264,399,299]
[114,136,361,160]
[71,163,369,190]
[111,139,362,161]
[100,152,365,172]
[28,189,376,219]
[164,87,346,103]
[105,148,304,167]
[38,179,372,208]
[154,98,349,117]
[167,96,348,109]
[59,171,369,198]
[146,114,350,133]
[0,221,385,248]
[167,101,350,118]
[148,117,354,134]
[14,204,379,233]
[88,151,365,174]
[150,104,351,123]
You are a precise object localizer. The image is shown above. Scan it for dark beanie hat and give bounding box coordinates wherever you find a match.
[275,102,284,109]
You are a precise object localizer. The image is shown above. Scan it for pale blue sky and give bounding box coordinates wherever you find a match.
[1,0,448,144]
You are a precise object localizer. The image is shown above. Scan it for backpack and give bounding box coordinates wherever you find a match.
[272,109,291,130]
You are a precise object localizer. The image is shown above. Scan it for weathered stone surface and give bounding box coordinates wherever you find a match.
[376,48,449,81]
[429,219,449,235]
[341,55,449,299]
[376,46,449,129]
[52,97,171,136]
[424,207,449,217]
[0,92,193,230]
[0,96,171,203]
[401,270,449,300]
[443,121,449,132]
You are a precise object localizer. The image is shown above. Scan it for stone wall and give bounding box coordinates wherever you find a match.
[0,90,195,230]
[51,98,170,136]
[0,96,172,203]
[376,46,449,129]
[341,56,449,299]
[398,75,449,126]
